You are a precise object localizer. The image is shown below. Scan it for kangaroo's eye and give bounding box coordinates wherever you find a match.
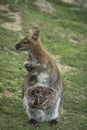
[24,40,28,44]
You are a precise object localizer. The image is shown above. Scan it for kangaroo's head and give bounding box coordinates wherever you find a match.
[15,29,40,51]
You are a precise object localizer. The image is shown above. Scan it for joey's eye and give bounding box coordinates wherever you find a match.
[24,40,28,44]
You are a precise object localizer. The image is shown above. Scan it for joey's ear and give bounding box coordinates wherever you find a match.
[32,30,40,41]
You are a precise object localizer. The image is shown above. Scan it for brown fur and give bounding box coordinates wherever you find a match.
[28,86,56,110]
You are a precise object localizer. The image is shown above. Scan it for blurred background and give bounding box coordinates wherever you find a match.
[0,0,87,129]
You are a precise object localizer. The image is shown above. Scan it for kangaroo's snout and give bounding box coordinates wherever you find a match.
[15,44,20,50]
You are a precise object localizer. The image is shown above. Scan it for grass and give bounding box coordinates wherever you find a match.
[0,0,87,129]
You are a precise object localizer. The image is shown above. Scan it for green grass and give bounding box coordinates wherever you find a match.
[0,0,87,129]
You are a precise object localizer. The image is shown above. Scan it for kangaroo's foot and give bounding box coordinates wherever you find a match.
[28,119,39,126]
[49,119,58,127]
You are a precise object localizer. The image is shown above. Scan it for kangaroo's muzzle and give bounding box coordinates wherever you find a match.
[15,44,20,50]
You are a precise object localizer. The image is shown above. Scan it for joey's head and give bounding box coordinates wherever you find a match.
[15,29,40,51]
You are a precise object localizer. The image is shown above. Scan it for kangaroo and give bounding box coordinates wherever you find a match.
[15,29,64,126]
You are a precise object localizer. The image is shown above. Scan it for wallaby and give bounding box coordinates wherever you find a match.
[15,29,64,126]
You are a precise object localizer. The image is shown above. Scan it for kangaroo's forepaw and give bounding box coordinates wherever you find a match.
[28,119,39,126]
[25,64,34,71]
[49,119,58,127]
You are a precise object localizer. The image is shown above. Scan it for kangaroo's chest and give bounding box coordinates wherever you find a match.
[29,56,53,86]
[35,63,51,86]
[29,63,51,86]
[37,72,50,86]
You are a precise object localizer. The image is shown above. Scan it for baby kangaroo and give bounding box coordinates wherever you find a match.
[15,29,64,126]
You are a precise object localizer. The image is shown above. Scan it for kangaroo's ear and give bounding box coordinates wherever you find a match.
[32,29,40,41]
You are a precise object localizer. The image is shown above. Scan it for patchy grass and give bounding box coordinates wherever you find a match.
[0,0,87,130]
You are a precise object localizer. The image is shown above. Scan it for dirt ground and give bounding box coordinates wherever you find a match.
[0,4,22,31]
[34,0,56,13]
[62,0,87,7]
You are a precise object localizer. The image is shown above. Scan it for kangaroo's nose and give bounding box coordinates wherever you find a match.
[15,44,19,50]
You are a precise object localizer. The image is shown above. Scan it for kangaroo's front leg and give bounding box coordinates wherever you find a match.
[25,62,35,71]
[25,62,41,72]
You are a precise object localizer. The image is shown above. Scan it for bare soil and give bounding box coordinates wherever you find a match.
[34,0,56,13]
[0,4,22,31]
[62,0,87,7]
